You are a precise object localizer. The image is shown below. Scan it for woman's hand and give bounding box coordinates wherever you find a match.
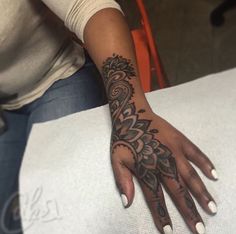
[111,110,218,234]
[99,54,218,234]
[82,7,217,233]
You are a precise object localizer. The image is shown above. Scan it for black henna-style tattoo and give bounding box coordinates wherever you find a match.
[102,54,179,213]
[184,190,198,219]
[102,55,202,220]
[157,201,167,218]
[102,54,178,191]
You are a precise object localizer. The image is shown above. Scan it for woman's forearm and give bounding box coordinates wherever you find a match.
[83,8,153,122]
[83,8,217,234]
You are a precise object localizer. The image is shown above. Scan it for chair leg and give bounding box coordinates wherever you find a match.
[136,0,168,89]
[132,29,151,92]
[210,0,236,26]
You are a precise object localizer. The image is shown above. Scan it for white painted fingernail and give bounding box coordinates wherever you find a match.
[208,201,217,214]
[211,169,218,180]
[196,222,205,234]
[163,225,173,234]
[121,194,128,207]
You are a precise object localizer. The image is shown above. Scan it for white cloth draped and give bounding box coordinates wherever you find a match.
[20,69,236,234]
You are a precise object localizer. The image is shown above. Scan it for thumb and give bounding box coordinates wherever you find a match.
[112,159,135,208]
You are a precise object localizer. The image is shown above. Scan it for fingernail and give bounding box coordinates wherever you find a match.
[208,201,217,214]
[211,169,218,180]
[196,222,205,234]
[163,225,173,234]
[121,194,128,207]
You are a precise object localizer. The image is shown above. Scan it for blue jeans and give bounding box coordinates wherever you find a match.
[0,55,106,234]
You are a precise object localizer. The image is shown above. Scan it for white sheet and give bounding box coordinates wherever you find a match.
[20,69,236,234]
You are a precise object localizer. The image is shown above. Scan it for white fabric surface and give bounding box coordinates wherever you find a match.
[20,69,236,234]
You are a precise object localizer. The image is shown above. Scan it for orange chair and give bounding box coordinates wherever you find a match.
[132,0,168,92]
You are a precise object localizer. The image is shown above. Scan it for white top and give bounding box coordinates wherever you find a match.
[20,69,236,233]
[0,0,122,110]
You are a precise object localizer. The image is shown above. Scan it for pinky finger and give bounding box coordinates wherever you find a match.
[183,143,218,180]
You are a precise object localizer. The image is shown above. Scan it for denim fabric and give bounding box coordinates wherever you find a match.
[0,55,106,234]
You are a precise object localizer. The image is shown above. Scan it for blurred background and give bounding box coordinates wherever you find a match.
[117,0,236,89]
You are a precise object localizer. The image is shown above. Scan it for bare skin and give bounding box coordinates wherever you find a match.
[84,9,217,234]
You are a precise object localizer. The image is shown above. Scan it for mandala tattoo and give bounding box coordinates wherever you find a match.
[102,54,179,209]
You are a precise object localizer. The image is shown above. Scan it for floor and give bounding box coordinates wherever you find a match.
[118,0,236,89]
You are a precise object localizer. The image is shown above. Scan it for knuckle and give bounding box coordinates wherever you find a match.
[171,131,181,141]
[198,185,208,196]
[201,155,211,165]
[169,132,182,146]
[172,184,186,198]
[185,168,199,184]
[197,155,211,168]
[185,144,201,157]
[195,187,207,199]
[185,168,208,194]
[186,167,199,182]
[146,191,164,204]
[146,196,162,204]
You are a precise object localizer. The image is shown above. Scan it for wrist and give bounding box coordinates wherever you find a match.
[110,100,155,128]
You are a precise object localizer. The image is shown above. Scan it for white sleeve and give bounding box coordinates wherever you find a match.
[41,0,123,42]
